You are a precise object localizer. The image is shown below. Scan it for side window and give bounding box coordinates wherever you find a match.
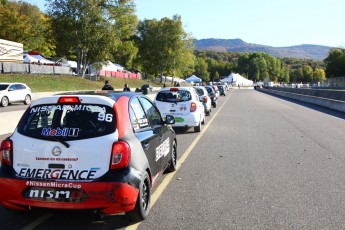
[139,97,162,128]
[9,85,16,91]
[130,98,149,130]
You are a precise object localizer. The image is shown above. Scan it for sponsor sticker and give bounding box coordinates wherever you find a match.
[155,138,170,161]
[174,117,184,123]
[18,168,99,180]
[41,127,80,137]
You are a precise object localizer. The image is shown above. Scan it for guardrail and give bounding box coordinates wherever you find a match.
[257,87,345,112]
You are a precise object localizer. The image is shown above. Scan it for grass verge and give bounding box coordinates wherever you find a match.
[0,74,167,92]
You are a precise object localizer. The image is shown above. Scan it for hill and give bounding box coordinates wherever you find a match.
[193,38,334,60]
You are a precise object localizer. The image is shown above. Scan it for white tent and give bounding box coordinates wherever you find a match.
[88,61,120,74]
[221,73,253,86]
[28,54,55,64]
[23,54,40,64]
[185,74,202,83]
[62,60,78,68]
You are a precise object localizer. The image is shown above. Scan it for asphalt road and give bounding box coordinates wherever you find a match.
[1,90,345,229]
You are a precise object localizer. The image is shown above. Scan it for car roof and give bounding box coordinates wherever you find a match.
[30,90,145,107]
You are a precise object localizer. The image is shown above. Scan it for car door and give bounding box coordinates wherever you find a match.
[7,84,19,102]
[129,97,162,177]
[139,96,172,169]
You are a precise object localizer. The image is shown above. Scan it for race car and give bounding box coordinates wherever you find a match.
[0,91,177,221]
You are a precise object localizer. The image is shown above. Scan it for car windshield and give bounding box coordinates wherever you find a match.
[17,104,116,140]
[156,90,192,102]
[0,84,9,90]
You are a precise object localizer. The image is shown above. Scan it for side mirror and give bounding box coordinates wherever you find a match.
[164,115,175,125]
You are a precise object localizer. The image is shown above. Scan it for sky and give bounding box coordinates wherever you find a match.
[25,0,345,48]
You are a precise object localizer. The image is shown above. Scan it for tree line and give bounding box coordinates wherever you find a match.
[1,0,344,82]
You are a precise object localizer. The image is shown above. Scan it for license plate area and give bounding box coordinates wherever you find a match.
[23,187,87,202]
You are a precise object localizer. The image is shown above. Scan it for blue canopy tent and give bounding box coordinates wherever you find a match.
[185,75,202,83]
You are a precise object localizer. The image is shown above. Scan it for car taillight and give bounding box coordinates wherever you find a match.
[190,102,197,112]
[170,88,179,91]
[58,96,81,104]
[0,139,13,166]
[203,96,208,103]
[110,141,130,170]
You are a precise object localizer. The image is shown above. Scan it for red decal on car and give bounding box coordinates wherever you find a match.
[114,96,130,138]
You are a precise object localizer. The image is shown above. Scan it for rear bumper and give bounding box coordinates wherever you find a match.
[0,168,141,215]
[171,113,200,127]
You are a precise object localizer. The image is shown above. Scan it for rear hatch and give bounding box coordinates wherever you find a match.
[154,88,193,117]
[13,95,117,181]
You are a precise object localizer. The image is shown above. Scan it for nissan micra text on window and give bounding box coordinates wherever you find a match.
[154,87,205,132]
[0,91,177,221]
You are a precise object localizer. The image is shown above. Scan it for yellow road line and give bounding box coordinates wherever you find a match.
[126,95,230,230]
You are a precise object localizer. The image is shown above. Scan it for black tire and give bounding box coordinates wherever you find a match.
[201,115,205,125]
[212,101,217,108]
[24,95,31,105]
[1,97,9,107]
[194,121,201,132]
[206,109,211,116]
[165,141,177,173]
[126,171,151,221]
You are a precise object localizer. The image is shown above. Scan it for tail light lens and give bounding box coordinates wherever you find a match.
[190,102,197,112]
[0,139,13,166]
[203,96,208,103]
[110,141,130,170]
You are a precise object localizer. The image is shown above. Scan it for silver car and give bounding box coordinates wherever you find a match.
[0,83,32,107]
[194,86,212,116]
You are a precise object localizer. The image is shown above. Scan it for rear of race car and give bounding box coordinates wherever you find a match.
[0,94,142,215]
[154,87,201,128]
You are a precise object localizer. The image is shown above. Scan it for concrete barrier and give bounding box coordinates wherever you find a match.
[257,88,345,112]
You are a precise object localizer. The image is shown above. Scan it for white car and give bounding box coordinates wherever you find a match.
[0,82,32,107]
[0,91,177,220]
[154,87,205,132]
[194,86,212,116]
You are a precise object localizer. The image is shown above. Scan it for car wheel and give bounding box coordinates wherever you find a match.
[126,171,151,221]
[165,141,177,173]
[206,109,211,116]
[194,121,201,132]
[201,115,205,125]
[212,101,217,108]
[1,96,9,107]
[24,95,31,105]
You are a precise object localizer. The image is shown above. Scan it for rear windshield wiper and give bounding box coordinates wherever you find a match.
[43,136,70,148]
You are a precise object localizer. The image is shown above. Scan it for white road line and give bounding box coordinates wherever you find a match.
[126,95,230,230]
[22,213,54,230]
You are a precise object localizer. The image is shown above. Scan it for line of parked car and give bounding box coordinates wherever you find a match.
[0,81,229,222]
[153,83,228,132]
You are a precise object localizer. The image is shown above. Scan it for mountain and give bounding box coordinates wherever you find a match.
[193,38,333,60]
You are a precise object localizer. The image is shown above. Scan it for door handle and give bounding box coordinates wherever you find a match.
[144,143,150,150]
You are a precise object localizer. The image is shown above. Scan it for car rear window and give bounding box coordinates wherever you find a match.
[195,88,205,96]
[156,90,192,102]
[205,87,214,94]
[17,104,116,140]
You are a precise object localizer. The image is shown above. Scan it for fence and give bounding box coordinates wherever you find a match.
[321,76,345,87]
[0,62,71,75]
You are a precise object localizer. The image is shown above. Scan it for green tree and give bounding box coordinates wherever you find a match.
[47,0,135,76]
[194,56,209,81]
[0,1,53,56]
[324,48,345,78]
[313,68,326,82]
[302,65,313,82]
[137,15,195,81]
